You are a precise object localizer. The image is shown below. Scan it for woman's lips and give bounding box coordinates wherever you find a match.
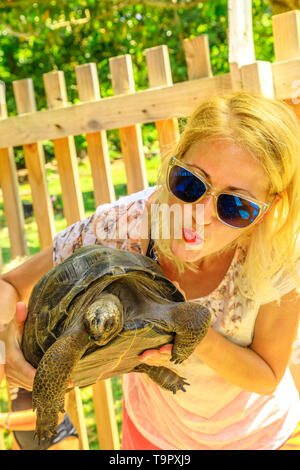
[182,228,203,245]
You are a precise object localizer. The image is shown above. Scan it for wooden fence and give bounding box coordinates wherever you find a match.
[1,7,300,450]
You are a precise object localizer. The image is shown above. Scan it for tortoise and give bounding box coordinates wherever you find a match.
[21,245,211,443]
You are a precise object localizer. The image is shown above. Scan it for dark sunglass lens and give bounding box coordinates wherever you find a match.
[217,194,260,228]
[168,165,206,203]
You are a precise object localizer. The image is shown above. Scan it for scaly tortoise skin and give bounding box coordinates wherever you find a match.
[21,245,211,443]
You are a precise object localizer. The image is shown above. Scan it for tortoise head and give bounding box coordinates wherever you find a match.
[83,293,124,346]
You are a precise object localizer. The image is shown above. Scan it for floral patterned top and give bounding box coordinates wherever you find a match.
[53,186,300,450]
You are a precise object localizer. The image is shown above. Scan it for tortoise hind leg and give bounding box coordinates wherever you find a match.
[33,330,89,444]
[134,364,189,394]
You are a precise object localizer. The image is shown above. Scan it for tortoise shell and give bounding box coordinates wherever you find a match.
[22,245,185,387]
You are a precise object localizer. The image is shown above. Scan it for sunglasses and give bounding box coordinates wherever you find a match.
[167,156,273,229]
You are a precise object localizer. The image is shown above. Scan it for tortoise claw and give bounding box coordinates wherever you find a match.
[170,354,185,365]
[169,376,190,394]
[34,427,57,446]
[33,406,60,446]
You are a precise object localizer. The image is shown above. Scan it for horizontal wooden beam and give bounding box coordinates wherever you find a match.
[0,73,233,148]
[0,58,300,149]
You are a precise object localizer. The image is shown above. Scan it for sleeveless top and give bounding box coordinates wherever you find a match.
[53,186,300,450]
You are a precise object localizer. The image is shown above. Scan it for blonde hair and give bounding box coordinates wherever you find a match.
[152,91,300,304]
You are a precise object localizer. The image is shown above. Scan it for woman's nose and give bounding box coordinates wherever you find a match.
[201,194,216,225]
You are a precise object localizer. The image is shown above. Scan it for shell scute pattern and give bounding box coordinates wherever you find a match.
[22,245,211,442]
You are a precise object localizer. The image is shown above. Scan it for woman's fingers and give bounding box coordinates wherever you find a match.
[5,332,36,390]
[5,357,35,390]
[4,305,36,391]
[159,344,172,354]
[15,302,28,324]
[15,302,28,338]
[139,344,172,367]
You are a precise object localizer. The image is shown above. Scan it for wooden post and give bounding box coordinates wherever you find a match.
[65,387,89,450]
[183,35,214,95]
[228,0,255,90]
[75,63,115,207]
[145,45,179,159]
[109,55,148,194]
[0,81,27,259]
[12,79,55,250]
[272,10,300,118]
[43,71,85,226]
[240,61,274,97]
[183,35,213,80]
[92,379,120,450]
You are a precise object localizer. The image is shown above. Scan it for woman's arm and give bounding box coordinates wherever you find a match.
[140,287,300,395]
[1,246,53,310]
[194,287,300,395]
[0,246,54,389]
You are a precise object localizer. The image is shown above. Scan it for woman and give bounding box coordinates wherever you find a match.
[1,91,300,450]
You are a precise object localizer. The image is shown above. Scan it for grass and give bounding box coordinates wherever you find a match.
[0,152,161,449]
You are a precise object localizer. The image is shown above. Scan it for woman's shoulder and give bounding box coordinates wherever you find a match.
[53,186,158,265]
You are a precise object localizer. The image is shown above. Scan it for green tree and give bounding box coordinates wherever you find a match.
[0,0,276,167]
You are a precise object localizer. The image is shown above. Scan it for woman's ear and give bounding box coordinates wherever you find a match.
[257,193,282,224]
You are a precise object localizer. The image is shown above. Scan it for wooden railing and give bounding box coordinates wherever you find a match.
[1,7,300,450]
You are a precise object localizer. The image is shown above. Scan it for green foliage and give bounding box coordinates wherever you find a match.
[0,0,274,167]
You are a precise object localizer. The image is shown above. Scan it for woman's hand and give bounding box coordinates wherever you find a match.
[139,344,173,367]
[4,302,36,390]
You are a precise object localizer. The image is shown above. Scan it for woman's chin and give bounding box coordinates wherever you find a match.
[170,238,205,262]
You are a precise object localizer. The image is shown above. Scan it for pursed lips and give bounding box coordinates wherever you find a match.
[182,227,203,244]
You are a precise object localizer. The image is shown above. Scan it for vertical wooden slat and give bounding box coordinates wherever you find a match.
[75,63,115,207]
[183,35,215,89]
[228,0,255,67]
[183,35,213,80]
[43,71,85,225]
[272,10,300,61]
[0,81,27,259]
[65,387,89,450]
[76,63,118,452]
[92,379,120,450]
[12,79,55,250]
[183,35,213,90]
[109,55,148,194]
[145,45,179,159]
[240,61,274,98]
[227,0,255,90]
[272,10,300,119]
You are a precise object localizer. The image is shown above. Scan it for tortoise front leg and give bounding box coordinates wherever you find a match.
[33,330,89,444]
[169,302,211,364]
